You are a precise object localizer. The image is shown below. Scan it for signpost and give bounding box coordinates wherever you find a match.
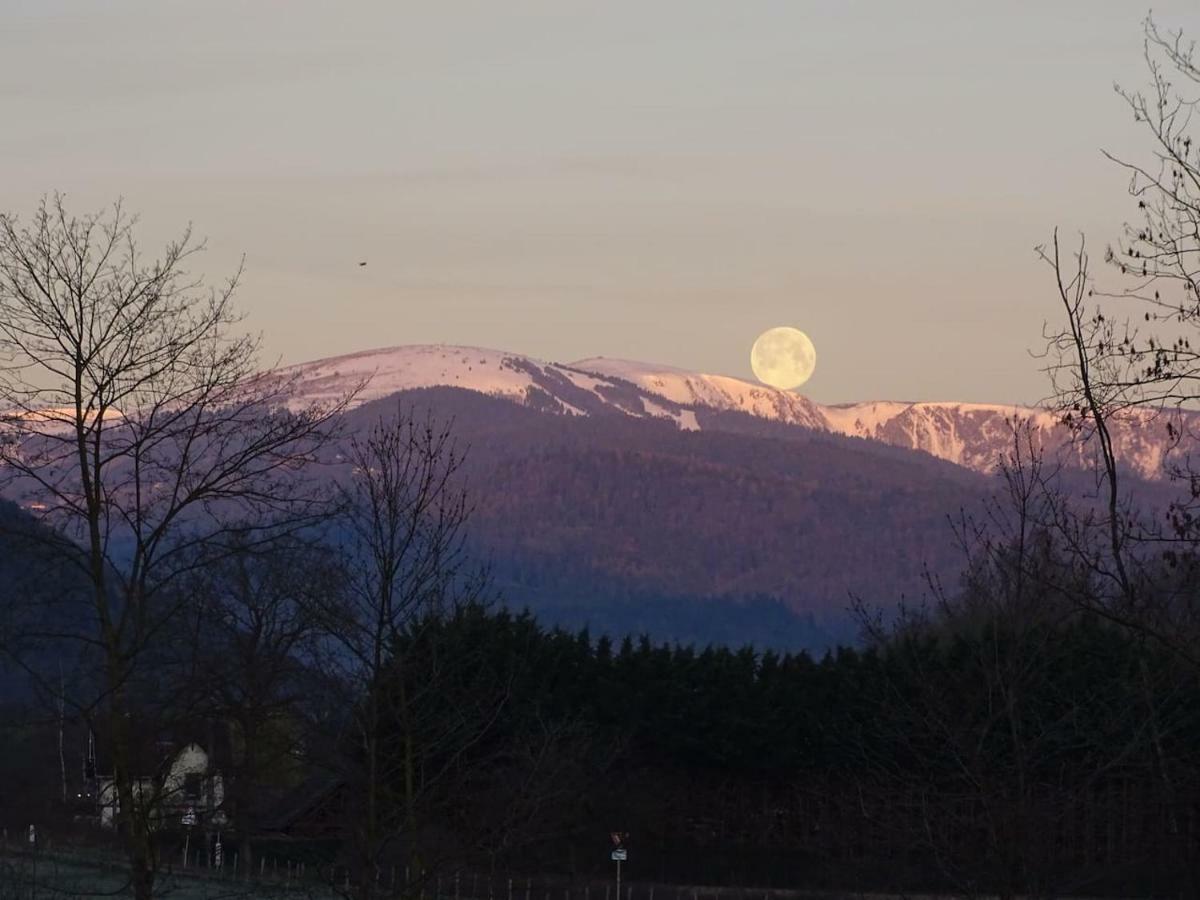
[609,832,628,899]
[182,806,197,865]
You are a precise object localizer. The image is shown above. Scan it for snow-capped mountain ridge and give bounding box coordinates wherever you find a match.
[278,344,1188,479]
[281,344,704,430]
[574,356,828,430]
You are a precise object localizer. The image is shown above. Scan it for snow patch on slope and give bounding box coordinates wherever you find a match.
[278,345,707,429]
[279,345,540,407]
[573,357,827,429]
[642,397,700,431]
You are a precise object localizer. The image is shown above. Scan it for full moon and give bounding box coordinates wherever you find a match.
[750,326,817,390]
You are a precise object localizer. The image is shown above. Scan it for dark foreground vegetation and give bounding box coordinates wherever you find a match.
[4,496,1200,898]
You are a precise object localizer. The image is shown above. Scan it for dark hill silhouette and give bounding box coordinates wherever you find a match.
[0,499,94,699]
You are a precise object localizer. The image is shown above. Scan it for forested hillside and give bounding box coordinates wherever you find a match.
[344,388,992,648]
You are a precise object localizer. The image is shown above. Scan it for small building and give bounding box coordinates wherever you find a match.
[98,742,227,831]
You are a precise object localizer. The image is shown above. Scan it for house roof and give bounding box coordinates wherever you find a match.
[90,716,236,776]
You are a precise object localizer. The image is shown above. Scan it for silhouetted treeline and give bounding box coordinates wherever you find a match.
[368,592,1200,898]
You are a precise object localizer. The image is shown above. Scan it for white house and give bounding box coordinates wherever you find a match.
[98,742,226,830]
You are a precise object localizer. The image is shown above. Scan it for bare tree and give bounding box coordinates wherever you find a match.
[1037,15,1200,663]
[851,432,1183,898]
[1025,34,1200,869]
[1041,16,1200,419]
[314,408,492,899]
[0,196,348,900]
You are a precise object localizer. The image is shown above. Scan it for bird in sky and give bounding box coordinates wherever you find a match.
[358,260,367,267]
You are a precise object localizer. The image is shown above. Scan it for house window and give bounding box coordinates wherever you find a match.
[184,773,202,802]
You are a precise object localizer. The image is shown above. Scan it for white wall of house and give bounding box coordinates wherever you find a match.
[98,743,226,829]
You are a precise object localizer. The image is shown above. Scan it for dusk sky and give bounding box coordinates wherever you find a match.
[4,1,1195,404]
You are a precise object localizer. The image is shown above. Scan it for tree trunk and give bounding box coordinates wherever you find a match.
[111,697,156,900]
[239,718,258,881]
[359,684,380,900]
